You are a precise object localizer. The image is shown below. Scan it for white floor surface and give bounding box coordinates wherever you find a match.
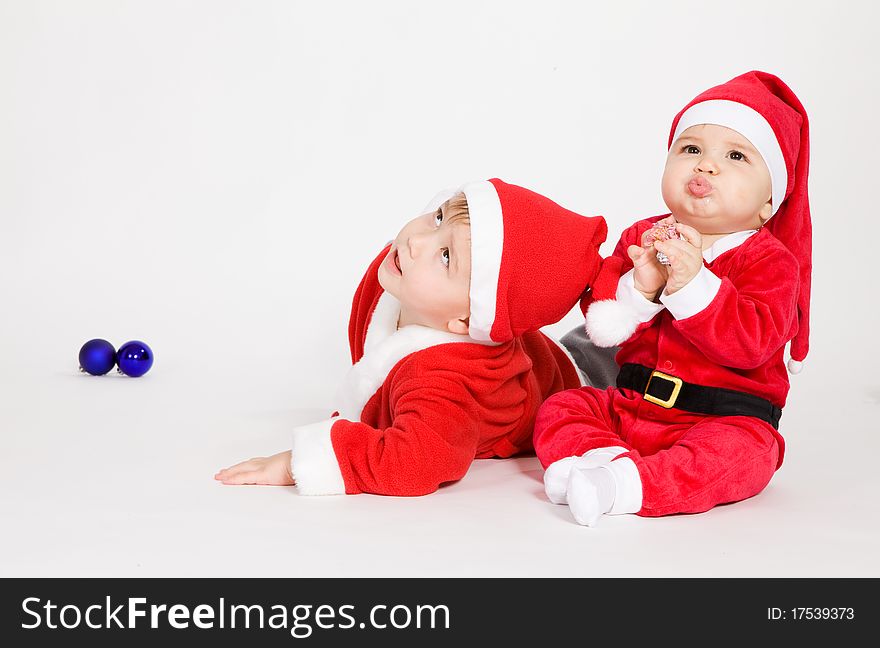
[2,347,878,578]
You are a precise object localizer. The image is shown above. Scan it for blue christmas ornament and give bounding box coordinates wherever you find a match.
[116,340,154,377]
[79,338,117,375]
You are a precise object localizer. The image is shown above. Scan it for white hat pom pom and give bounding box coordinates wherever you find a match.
[585,300,640,348]
[787,358,803,374]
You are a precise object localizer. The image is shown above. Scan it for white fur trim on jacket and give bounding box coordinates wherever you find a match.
[334,291,494,421]
[293,290,496,496]
[585,270,664,347]
[660,265,722,320]
[291,417,346,496]
[362,289,403,355]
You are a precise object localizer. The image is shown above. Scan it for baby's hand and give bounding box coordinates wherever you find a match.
[653,223,704,295]
[627,219,677,301]
[627,244,666,301]
[214,450,295,486]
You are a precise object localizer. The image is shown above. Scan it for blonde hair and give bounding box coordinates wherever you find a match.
[441,193,470,227]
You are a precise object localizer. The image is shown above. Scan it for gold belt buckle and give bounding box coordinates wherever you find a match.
[644,370,683,408]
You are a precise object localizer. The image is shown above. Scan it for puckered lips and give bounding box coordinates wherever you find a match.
[687,175,713,198]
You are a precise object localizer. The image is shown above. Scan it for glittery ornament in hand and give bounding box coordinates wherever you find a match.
[646,222,685,265]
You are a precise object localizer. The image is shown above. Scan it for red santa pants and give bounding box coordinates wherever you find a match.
[534,386,785,517]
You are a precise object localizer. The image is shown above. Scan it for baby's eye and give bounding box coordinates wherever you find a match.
[434,210,443,227]
[683,145,700,155]
[441,248,450,268]
[728,150,748,162]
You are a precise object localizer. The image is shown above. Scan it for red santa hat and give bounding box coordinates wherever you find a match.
[668,71,812,372]
[425,178,614,343]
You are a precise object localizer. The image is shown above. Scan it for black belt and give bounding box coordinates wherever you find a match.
[616,363,782,429]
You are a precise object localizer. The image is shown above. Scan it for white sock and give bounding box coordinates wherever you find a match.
[543,446,627,505]
[567,466,616,527]
[543,456,579,505]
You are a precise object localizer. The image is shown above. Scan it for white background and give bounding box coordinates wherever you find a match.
[1,0,878,577]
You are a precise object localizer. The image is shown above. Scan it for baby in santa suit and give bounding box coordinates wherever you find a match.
[216,178,620,496]
[536,71,812,526]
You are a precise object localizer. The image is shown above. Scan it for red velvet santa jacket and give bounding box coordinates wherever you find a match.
[590,216,800,409]
[290,245,584,496]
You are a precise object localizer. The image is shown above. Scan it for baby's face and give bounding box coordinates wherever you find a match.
[377,202,471,333]
[661,124,773,233]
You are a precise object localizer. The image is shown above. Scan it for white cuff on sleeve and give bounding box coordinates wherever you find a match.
[617,270,666,322]
[291,417,347,496]
[660,265,722,320]
[585,271,665,347]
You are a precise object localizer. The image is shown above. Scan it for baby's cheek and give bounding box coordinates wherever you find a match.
[659,173,680,209]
